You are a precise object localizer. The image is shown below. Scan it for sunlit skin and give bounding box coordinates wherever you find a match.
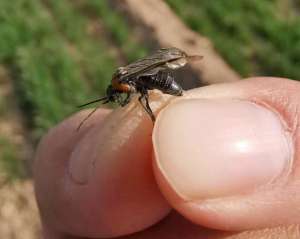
[35,77,300,239]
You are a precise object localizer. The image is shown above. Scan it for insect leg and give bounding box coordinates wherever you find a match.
[138,91,155,122]
[114,93,123,106]
[120,92,132,107]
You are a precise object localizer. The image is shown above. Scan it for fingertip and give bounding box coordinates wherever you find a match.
[45,98,172,237]
[153,96,292,230]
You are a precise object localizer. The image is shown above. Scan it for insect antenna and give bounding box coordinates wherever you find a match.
[77,96,108,108]
[77,97,109,131]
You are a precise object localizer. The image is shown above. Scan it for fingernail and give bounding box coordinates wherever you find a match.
[153,99,292,200]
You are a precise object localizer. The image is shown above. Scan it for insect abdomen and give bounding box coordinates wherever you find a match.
[145,71,183,96]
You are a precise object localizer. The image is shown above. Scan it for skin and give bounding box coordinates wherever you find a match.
[34,77,300,239]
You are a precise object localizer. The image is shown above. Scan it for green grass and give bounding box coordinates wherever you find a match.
[0,0,149,179]
[0,0,149,139]
[42,0,118,90]
[1,0,298,137]
[165,0,300,79]
[0,97,6,116]
[75,0,150,62]
[0,136,26,182]
[0,0,97,137]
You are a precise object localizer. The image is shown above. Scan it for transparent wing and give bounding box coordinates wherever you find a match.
[120,48,182,81]
[120,50,176,79]
[116,47,203,82]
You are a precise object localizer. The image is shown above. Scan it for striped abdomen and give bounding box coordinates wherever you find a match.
[140,71,183,96]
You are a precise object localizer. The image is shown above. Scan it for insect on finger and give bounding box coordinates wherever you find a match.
[77,47,203,129]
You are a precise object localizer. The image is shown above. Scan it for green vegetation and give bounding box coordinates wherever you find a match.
[0,0,148,139]
[3,0,297,139]
[0,137,26,182]
[0,0,148,180]
[0,0,101,137]
[165,0,300,79]
[79,0,150,62]
[0,97,6,116]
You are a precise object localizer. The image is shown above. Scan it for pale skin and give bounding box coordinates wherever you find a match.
[34,77,300,239]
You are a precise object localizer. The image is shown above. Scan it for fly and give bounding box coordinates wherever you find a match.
[77,47,203,130]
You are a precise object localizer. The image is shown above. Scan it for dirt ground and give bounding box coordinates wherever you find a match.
[0,181,41,239]
[0,65,40,238]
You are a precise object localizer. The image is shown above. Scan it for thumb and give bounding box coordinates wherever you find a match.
[153,77,298,231]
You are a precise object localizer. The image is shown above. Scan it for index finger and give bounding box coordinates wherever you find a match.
[34,94,172,238]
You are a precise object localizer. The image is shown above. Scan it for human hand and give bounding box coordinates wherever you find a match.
[34,77,300,238]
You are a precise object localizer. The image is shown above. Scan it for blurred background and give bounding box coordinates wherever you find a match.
[0,0,299,237]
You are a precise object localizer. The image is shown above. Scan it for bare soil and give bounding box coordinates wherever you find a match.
[0,67,39,238]
[0,180,41,239]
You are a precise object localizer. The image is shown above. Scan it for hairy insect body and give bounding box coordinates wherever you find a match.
[111,77,131,93]
[77,47,202,129]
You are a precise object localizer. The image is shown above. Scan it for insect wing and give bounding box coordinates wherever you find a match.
[118,48,183,81]
[135,66,166,78]
[186,55,203,62]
